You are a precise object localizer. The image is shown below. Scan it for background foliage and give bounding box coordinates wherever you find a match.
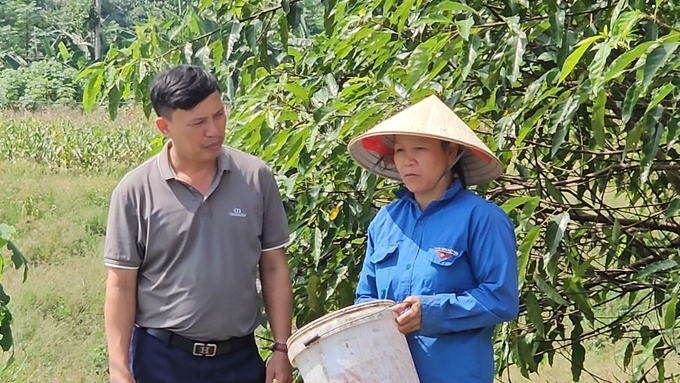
[2,0,680,381]
[0,224,28,365]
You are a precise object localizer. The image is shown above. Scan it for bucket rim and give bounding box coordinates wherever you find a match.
[287,299,395,348]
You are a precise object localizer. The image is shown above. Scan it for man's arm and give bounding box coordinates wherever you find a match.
[104,267,138,383]
[259,247,293,383]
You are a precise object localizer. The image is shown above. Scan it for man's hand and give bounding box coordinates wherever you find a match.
[266,350,292,383]
[392,296,422,334]
[109,363,135,383]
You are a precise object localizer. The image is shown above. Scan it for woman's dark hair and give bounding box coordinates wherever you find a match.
[150,65,220,120]
[441,141,467,189]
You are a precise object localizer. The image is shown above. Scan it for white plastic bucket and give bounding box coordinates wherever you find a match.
[287,299,420,383]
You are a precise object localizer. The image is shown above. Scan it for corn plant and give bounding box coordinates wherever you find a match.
[0,117,158,174]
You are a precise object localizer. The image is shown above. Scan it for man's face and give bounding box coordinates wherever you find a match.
[156,91,227,163]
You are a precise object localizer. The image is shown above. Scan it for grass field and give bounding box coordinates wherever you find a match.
[0,110,677,382]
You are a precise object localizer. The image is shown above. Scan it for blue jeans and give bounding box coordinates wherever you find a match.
[129,326,266,383]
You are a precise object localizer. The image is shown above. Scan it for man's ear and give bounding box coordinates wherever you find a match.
[155,117,171,137]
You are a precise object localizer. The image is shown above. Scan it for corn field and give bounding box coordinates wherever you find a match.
[0,116,158,174]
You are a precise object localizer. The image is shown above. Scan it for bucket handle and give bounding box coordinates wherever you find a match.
[300,305,394,348]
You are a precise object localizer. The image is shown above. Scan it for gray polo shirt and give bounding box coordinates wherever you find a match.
[103,141,290,341]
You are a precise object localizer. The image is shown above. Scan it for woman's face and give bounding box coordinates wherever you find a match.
[393,135,458,198]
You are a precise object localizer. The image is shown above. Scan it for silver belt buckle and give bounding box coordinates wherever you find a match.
[192,342,217,357]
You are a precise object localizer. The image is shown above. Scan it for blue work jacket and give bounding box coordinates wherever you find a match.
[355,180,519,383]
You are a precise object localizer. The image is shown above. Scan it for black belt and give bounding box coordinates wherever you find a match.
[141,327,255,357]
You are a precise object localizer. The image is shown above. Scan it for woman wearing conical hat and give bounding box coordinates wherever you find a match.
[350,95,519,383]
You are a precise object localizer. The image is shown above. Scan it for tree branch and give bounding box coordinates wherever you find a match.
[571,211,680,235]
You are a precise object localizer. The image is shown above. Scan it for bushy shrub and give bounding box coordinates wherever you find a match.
[0,59,81,110]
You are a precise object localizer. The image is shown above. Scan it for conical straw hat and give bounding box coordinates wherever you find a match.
[348,95,503,185]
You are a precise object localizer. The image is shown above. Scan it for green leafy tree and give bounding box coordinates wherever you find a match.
[0,58,81,109]
[0,224,28,363]
[81,0,680,380]
[0,0,52,65]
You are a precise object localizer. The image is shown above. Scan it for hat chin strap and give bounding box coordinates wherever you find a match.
[437,148,466,185]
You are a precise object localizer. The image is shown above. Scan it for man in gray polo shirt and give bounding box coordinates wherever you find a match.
[104,65,293,383]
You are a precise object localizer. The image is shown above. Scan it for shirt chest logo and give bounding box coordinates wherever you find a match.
[229,208,247,218]
[433,247,458,261]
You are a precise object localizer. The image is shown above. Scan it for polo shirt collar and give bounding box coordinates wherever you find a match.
[157,139,231,181]
[394,179,463,204]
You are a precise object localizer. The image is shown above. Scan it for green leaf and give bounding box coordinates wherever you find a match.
[196,45,211,67]
[412,15,451,27]
[282,0,290,13]
[604,41,655,82]
[226,21,242,60]
[622,83,641,124]
[0,224,15,242]
[518,226,540,289]
[544,212,570,281]
[534,274,570,306]
[83,70,104,112]
[589,42,613,93]
[0,285,8,305]
[636,260,678,280]
[640,105,664,183]
[278,13,289,53]
[183,42,193,62]
[391,0,415,32]
[571,341,586,381]
[525,292,544,336]
[0,318,13,352]
[633,335,662,381]
[611,218,622,248]
[493,112,518,150]
[645,83,674,114]
[567,279,594,323]
[663,197,680,222]
[505,30,528,84]
[592,90,607,148]
[211,39,224,68]
[545,179,564,204]
[664,294,678,330]
[549,94,580,157]
[456,18,474,41]
[668,113,680,148]
[284,84,309,103]
[642,42,680,92]
[7,241,27,283]
[382,0,396,13]
[461,34,480,80]
[57,41,70,61]
[108,85,121,120]
[325,74,339,98]
[501,196,539,213]
[407,34,448,88]
[313,226,322,266]
[435,1,478,15]
[306,274,319,311]
[558,35,603,84]
[549,10,565,48]
[623,341,634,368]
[611,11,643,45]
[286,1,303,29]
[75,62,105,81]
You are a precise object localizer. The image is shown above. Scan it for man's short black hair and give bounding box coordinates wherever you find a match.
[150,65,220,119]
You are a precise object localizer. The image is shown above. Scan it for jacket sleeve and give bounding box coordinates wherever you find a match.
[355,228,379,304]
[419,203,520,335]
